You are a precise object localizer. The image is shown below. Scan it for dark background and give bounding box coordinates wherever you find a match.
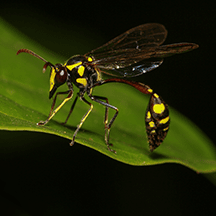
[1,1,216,215]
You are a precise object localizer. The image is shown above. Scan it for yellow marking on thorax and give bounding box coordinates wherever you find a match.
[50,68,56,92]
[148,88,153,93]
[159,116,169,124]
[78,65,85,77]
[87,57,93,62]
[154,93,159,98]
[153,103,165,114]
[76,78,87,86]
[66,62,82,71]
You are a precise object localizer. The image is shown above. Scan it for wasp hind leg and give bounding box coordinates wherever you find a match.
[90,95,118,153]
[145,92,170,152]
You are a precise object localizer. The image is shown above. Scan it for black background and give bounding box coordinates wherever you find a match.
[1,1,216,215]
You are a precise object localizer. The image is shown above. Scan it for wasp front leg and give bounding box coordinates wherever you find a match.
[37,89,73,126]
[61,93,79,125]
[69,96,94,147]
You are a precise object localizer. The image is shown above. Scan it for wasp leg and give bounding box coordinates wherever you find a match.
[90,95,118,153]
[69,96,93,146]
[61,93,79,125]
[37,90,73,126]
[87,96,109,129]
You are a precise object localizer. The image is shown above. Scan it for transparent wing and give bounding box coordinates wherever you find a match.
[86,23,167,54]
[99,58,164,77]
[85,23,167,68]
[85,23,198,77]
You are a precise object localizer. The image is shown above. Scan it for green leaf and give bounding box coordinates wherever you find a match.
[0,17,216,173]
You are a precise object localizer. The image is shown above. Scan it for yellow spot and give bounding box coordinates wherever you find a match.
[78,65,85,77]
[148,88,153,93]
[76,78,87,86]
[87,57,93,62]
[49,68,56,92]
[159,116,170,124]
[149,121,155,127]
[66,62,82,71]
[154,93,159,98]
[163,127,169,131]
[150,130,156,133]
[146,111,151,119]
[153,103,165,114]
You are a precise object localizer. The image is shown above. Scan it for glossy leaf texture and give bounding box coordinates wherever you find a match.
[0,18,216,173]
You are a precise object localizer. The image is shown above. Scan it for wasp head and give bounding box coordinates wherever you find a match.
[17,49,68,99]
[47,63,67,99]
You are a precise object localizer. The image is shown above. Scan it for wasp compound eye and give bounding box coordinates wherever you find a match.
[55,67,67,85]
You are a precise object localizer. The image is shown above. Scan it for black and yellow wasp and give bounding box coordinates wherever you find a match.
[17,23,198,153]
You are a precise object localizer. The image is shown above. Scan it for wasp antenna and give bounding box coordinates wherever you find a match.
[43,62,55,73]
[17,48,48,63]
